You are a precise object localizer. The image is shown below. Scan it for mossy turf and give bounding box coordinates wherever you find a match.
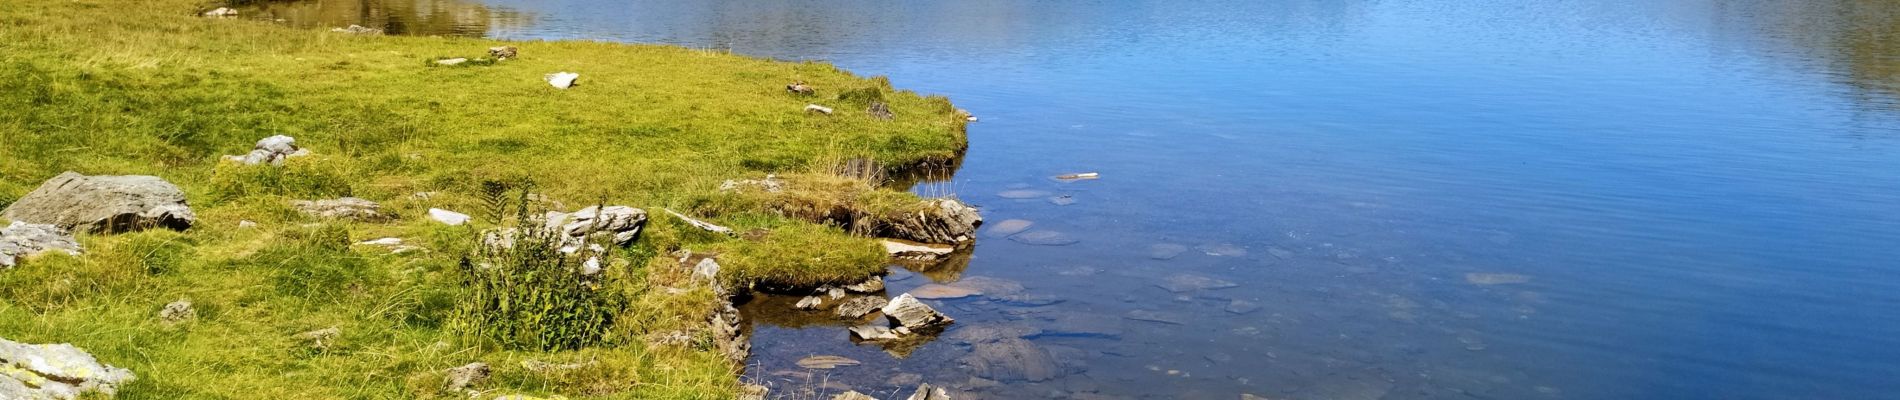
[0,0,967,398]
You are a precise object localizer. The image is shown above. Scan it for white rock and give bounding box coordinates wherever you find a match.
[428,208,471,225]
[881,294,953,330]
[358,237,404,246]
[880,239,954,260]
[692,258,720,282]
[435,58,469,66]
[805,104,834,115]
[202,7,237,17]
[546,72,580,89]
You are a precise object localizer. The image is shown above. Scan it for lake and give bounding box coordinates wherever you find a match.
[245,0,1900,398]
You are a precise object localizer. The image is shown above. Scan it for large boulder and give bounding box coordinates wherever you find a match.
[877,199,981,245]
[2,172,195,233]
[0,222,81,268]
[0,337,136,399]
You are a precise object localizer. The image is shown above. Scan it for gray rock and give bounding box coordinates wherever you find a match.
[738,384,770,400]
[796,355,861,369]
[881,239,955,261]
[0,222,81,268]
[331,24,383,35]
[882,294,953,329]
[489,46,518,60]
[292,197,389,221]
[786,82,815,96]
[880,198,981,245]
[1156,274,1238,293]
[887,373,924,387]
[1009,231,1077,246]
[795,295,827,310]
[223,135,310,166]
[718,174,785,193]
[958,338,1059,382]
[664,208,733,236]
[842,276,885,293]
[836,296,889,319]
[868,101,894,121]
[907,384,951,400]
[0,337,136,399]
[444,362,490,392]
[158,299,195,326]
[849,324,900,341]
[834,391,879,400]
[3,172,195,234]
[295,327,341,350]
[944,323,1043,344]
[547,205,647,246]
[428,208,470,226]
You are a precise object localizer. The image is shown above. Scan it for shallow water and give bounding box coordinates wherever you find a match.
[259,0,1900,398]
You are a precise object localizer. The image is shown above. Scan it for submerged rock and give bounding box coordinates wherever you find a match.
[958,338,1059,382]
[907,384,951,400]
[995,189,1050,199]
[795,355,861,369]
[1148,243,1188,260]
[1465,273,1531,285]
[909,284,981,300]
[834,391,878,400]
[849,324,900,341]
[1156,274,1238,293]
[0,222,81,268]
[1008,230,1077,246]
[1225,299,1262,314]
[0,337,137,399]
[982,219,1033,237]
[842,276,885,293]
[945,323,1043,344]
[1196,243,1249,257]
[1123,310,1185,325]
[3,172,195,233]
[292,197,389,222]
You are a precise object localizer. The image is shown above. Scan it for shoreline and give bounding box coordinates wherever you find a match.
[0,0,975,398]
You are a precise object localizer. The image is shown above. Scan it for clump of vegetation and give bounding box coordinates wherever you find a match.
[709,223,887,289]
[453,197,624,351]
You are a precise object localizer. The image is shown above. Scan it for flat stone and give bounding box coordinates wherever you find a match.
[950,276,1025,297]
[1156,274,1238,293]
[435,58,468,66]
[1009,230,1078,246]
[1225,299,1262,314]
[428,208,471,225]
[997,189,1052,199]
[1038,313,1123,338]
[1124,310,1185,325]
[957,338,1060,382]
[1047,195,1077,206]
[3,172,195,233]
[886,373,924,387]
[984,219,1034,237]
[796,355,861,369]
[910,284,981,299]
[945,323,1043,344]
[292,197,390,221]
[835,296,889,318]
[0,222,81,268]
[833,391,878,400]
[881,239,955,260]
[1465,273,1531,285]
[0,337,137,399]
[1197,243,1248,257]
[1148,243,1189,260]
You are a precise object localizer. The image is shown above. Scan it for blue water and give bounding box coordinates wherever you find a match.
[259,0,1900,398]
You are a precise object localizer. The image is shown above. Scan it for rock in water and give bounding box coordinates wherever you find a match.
[1009,230,1078,246]
[982,219,1033,237]
[428,208,471,226]
[1155,274,1239,293]
[906,383,951,400]
[545,72,579,89]
[1225,299,1262,314]
[1148,243,1188,260]
[908,284,980,300]
[1465,273,1531,285]
[834,391,879,400]
[0,222,81,268]
[796,355,861,369]
[292,197,390,221]
[444,362,490,392]
[842,276,885,293]
[957,338,1059,382]
[0,337,136,399]
[3,172,195,233]
[850,324,900,341]
[836,296,889,318]
[488,46,518,60]
[881,239,955,260]
[882,294,954,329]
[879,198,982,244]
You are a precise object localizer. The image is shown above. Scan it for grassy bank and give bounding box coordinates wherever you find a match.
[0,0,968,398]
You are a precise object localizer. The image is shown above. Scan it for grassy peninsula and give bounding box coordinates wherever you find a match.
[0,0,969,398]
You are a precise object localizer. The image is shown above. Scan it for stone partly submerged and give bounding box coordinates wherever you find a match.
[907,383,951,400]
[835,296,889,319]
[795,355,861,369]
[878,199,982,245]
[882,294,953,330]
[956,338,1059,382]
[833,391,878,400]
[2,172,195,234]
[0,222,81,268]
[0,337,137,399]
[881,239,955,261]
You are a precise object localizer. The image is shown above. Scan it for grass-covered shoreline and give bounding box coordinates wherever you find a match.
[0,0,969,398]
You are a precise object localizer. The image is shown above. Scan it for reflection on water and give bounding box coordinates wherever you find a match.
[272,0,1900,398]
[237,0,530,37]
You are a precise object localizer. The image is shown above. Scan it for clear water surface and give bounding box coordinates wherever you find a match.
[247,1,1900,398]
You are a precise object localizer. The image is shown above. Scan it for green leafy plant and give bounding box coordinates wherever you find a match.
[452,192,625,351]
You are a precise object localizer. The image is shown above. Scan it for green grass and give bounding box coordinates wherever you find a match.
[0,0,968,398]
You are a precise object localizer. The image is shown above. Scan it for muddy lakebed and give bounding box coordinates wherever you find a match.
[255,0,1900,398]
